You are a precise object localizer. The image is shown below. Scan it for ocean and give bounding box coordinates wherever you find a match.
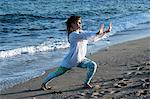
[0,0,150,90]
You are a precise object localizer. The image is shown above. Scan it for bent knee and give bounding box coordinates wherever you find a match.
[88,61,97,70]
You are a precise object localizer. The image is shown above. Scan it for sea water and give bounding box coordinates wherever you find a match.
[0,0,150,90]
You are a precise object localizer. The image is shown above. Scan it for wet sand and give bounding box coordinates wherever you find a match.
[0,37,150,99]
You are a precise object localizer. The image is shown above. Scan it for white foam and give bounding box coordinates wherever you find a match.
[0,40,70,58]
[0,12,150,59]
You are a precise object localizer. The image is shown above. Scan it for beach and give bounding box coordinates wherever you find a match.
[1,0,150,98]
[1,0,150,91]
[0,37,149,99]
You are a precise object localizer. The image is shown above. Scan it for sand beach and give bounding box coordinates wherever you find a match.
[0,37,149,99]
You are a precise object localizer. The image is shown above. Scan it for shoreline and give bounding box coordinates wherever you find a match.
[0,37,150,99]
[0,21,150,91]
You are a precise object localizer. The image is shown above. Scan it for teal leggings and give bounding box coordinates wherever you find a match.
[43,58,97,85]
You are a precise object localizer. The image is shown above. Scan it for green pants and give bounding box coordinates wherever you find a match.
[43,58,97,85]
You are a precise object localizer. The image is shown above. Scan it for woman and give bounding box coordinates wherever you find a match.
[41,16,112,90]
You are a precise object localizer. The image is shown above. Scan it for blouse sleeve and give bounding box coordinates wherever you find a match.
[71,31,97,40]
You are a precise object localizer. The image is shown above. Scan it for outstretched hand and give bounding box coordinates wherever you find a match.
[97,22,112,36]
[104,22,112,34]
[99,23,104,34]
[107,22,112,32]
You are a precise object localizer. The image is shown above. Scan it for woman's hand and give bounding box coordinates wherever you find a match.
[96,23,104,35]
[107,22,112,32]
[96,22,112,36]
[102,22,112,34]
[99,23,104,34]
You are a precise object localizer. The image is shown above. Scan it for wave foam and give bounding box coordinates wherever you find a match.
[0,40,69,58]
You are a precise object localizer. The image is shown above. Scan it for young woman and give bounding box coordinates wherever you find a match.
[41,16,112,90]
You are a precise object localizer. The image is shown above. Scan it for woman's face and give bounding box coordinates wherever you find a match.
[71,19,82,31]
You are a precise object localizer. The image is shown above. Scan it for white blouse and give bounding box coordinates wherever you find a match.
[60,31,97,68]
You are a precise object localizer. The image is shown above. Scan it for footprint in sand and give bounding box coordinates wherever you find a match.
[114,79,132,88]
[135,90,149,96]
[140,78,150,83]
[110,90,120,94]
[143,84,149,89]
[136,67,144,71]
[125,71,136,76]
[144,61,150,65]
[114,82,127,88]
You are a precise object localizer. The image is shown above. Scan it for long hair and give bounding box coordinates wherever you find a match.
[66,16,81,42]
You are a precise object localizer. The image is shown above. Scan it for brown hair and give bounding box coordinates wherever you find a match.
[66,16,81,41]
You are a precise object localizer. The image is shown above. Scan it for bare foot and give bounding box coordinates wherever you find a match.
[41,83,52,91]
[83,84,93,89]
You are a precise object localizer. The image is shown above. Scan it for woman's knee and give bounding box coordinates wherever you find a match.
[88,61,97,70]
